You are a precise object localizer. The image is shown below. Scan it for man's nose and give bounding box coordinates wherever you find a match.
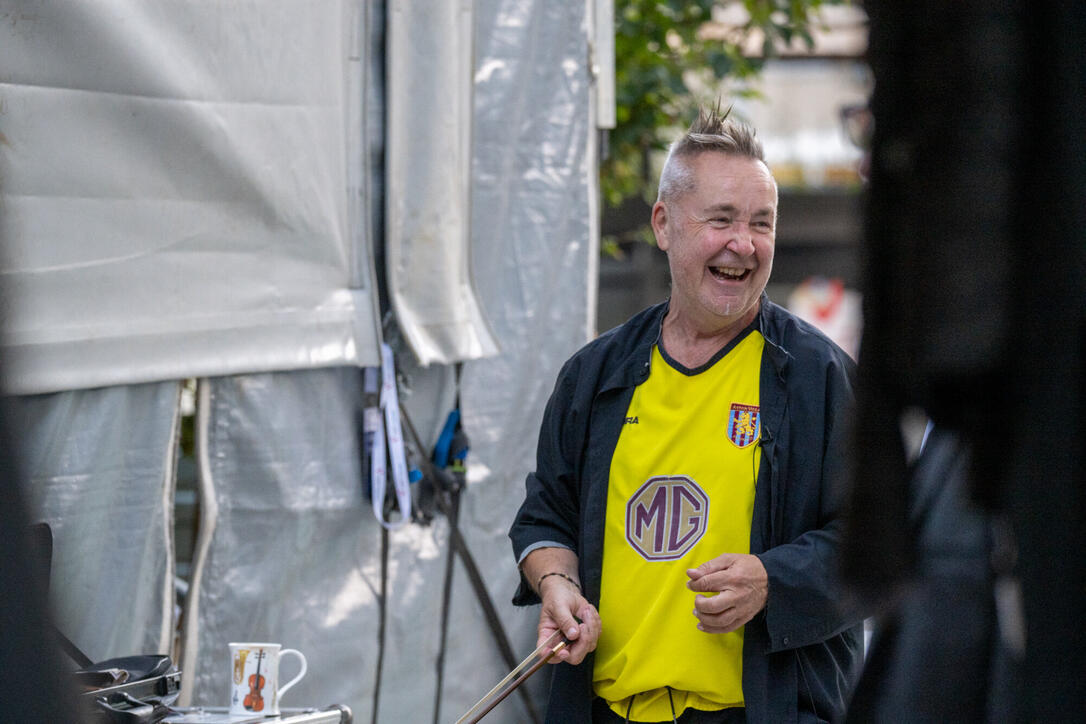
[725,221,756,254]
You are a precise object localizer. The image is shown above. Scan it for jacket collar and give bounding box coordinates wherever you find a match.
[756,292,794,381]
[600,293,794,393]
[598,301,667,394]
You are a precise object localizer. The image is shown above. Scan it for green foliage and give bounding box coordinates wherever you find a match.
[605,0,839,215]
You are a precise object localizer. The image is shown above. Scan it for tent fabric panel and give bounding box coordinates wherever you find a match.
[443,0,599,719]
[14,382,181,661]
[385,0,500,366]
[182,368,382,714]
[0,0,380,394]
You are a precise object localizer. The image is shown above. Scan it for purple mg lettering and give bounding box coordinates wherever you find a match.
[626,475,709,561]
[633,485,668,553]
[669,485,705,551]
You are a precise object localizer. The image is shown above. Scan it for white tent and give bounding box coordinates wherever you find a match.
[0,0,612,720]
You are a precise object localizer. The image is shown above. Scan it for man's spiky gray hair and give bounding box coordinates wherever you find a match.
[656,105,767,203]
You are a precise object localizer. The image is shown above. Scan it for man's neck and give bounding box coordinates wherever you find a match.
[660,303,759,369]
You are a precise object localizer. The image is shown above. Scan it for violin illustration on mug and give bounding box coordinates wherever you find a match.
[229,642,308,716]
[243,649,266,711]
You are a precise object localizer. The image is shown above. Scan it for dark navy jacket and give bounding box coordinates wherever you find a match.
[509,296,863,723]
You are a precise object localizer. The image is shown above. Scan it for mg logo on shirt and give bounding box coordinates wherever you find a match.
[625,475,709,561]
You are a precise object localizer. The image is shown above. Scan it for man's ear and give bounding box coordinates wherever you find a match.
[651,201,669,251]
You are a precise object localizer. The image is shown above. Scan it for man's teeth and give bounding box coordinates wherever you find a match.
[710,266,746,279]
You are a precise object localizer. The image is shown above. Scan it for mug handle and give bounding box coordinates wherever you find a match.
[278,649,308,699]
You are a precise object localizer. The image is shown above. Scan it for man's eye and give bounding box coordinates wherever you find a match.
[712,217,731,225]
[754,221,773,231]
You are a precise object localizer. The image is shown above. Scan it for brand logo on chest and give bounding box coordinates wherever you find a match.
[625,475,709,561]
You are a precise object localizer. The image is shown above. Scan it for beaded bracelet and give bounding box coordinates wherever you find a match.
[537,571,582,594]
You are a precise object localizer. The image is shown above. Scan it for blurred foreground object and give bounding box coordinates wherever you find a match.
[846,427,1018,721]
[844,1,1086,720]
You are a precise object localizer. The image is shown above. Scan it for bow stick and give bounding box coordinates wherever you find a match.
[455,630,570,724]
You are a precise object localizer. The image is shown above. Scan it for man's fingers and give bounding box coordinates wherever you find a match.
[541,600,601,665]
[560,637,588,664]
[537,613,575,648]
[697,618,742,634]
[694,613,741,634]
[687,555,731,579]
[552,628,591,662]
[562,604,601,665]
[557,613,581,640]
[693,591,734,615]
[578,603,602,641]
[687,569,739,593]
[686,553,741,583]
[541,623,579,663]
[693,595,742,633]
[540,591,584,640]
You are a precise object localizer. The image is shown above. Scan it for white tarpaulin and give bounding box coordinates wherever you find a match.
[443,0,601,716]
[5,0,603,720]
[0,0,381,395]
[13,382,181,661]
[181,370,381,711]
[385,0,500,366]
[175,0,599,719]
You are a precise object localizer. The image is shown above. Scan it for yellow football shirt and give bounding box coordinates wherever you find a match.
[593,330,764,721]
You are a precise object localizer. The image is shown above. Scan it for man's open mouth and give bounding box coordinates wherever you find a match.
[708,265,750,281]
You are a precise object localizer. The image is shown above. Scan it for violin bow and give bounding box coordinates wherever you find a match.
[454,630,570,724]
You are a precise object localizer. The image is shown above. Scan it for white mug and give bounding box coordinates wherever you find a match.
[229,642,307,716]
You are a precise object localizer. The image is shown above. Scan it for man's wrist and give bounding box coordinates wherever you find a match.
[537,571,581,596]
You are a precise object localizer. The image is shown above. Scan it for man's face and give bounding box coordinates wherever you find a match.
[652,152,777,332]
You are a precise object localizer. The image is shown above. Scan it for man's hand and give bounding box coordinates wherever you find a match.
[536,574,601,665]
[686,553,768,634]
[521,547,600,665]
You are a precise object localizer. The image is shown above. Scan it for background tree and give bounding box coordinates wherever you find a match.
[605,0,846,250]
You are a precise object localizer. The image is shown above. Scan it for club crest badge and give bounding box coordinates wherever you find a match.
[727,403,760,448]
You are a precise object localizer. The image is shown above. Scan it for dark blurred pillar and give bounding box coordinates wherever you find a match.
[1006,2,1086,718]
[844,0,1086,720]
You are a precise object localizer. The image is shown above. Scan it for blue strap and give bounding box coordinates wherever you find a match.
[432,409,461,468]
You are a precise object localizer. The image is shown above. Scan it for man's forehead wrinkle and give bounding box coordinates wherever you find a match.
[696,202,777,217]
[701,202,775,212]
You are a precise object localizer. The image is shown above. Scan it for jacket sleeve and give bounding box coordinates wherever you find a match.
[757,350,862,652]
[508,356,585,606]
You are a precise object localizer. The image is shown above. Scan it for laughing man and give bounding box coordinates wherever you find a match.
[510,107,862,724]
